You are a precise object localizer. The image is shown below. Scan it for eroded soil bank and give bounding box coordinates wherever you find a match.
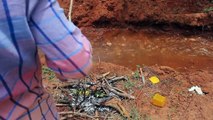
[59,0,213,28]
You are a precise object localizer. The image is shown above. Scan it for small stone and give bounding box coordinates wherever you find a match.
[189,38,196,42]
[106,42,112,46]
[121,43,126,47]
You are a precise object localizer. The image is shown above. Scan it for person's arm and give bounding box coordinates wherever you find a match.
[30,0,92,81]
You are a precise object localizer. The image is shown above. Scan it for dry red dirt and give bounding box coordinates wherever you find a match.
[58,0,213,27]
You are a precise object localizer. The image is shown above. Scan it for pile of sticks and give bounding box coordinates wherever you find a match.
[54,72,135,119]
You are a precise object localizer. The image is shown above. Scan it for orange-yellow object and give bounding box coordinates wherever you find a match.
[149,76,160,84]
[151,93,166,107]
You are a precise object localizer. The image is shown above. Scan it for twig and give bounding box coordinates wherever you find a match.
[107,75,117,80]
[60,115,71,120]
[68,0,73,21]
[95,110,99,120]
[59,111,94,119]
[103,72,110,77]
[53,81,79,88]
[108,76,128,83]
[104,79,135,99]
[97,72,110,79]
[56,104,69,107]
[104,113,111,120]
[59,111,112,119]
[98,56,101,63]
[57,99,70,104]
[108,87,135,99]
[139,68,146,85]
[112,87,127,93]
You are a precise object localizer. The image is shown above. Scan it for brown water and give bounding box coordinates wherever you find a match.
[89,29,213,70]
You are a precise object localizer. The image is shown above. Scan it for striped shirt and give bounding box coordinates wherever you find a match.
[0,0,92,119]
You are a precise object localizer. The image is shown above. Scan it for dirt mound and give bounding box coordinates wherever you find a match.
[58,0,213,27]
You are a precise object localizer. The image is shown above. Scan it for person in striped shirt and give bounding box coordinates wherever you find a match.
[0,0,92,119]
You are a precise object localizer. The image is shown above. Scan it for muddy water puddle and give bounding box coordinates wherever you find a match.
[89,29,213,71]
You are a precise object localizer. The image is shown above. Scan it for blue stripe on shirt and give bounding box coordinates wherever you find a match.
[31,19,87,76]
[49,56,91,74]
[41,102,54,120]
[47,45,83,61]
[30,10,64,27]
[2,0,40,98]
[45,95,57,120]
[47,0,83,46]
[16,98,47,120]
[6,75,35,119]
[36,32,70,45]
[0,74,32,120]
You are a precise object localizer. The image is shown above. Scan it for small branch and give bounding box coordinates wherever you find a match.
[108,76,128,83]
[56,104,69,107]
[104,113,110,120]
[59,111,94,119]
[59,111,111,119]
[107,75,116,80]
[68,0,73,21]
[97,72,110,79]
[139,68,146,85]
[57,99,70,104]
[108,87,135,99]
[104,79,135,99]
